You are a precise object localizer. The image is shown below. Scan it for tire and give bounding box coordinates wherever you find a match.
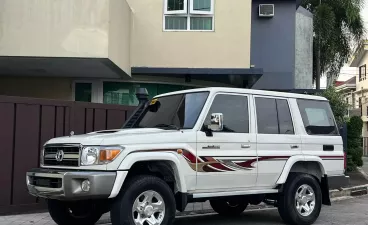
[47,200,103,225]
[111,175,176,225]
[209,199,248,216]
[278,173,322,225]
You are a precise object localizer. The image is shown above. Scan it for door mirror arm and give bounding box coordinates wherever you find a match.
[202,124,213,137]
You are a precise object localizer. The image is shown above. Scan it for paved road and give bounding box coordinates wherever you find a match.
[175,196,368,225]
[1,196,368,225]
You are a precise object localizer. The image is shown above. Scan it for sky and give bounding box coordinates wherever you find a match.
[319,0,368,88]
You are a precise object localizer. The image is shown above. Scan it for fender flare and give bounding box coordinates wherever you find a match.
[276,155,326,185]
[117,152,188,193]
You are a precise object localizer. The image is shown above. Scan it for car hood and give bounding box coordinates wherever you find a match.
[46,128,192,146]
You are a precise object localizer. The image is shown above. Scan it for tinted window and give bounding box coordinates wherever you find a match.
[256,98,294,134]
[204,95,249,133]
[256,98,279,134]
[276,99,294,134]
[297,99,338,135]
[138,92,209,129]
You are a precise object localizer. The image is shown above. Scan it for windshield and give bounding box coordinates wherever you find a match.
[137,91,209,130]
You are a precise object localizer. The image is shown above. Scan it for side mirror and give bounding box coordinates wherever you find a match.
[209,113,223,131]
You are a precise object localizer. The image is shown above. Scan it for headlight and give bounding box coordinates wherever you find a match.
[81,146,123,166]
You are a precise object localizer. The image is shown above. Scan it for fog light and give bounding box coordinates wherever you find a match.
[81,180,91,192]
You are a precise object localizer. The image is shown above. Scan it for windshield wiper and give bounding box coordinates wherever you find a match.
[154,124,180,130]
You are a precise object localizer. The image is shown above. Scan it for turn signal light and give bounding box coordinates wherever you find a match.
[100,149,121,162]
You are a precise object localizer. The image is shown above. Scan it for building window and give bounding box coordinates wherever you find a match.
[103,82,197,106]
[74,83,92,102]
[359,64,366,81]
[164,0,214,31]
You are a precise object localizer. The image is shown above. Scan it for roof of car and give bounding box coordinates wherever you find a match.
[155,87,327,101]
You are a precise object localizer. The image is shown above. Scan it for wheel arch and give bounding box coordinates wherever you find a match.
[277,156,326,185]
[117,152,188,193]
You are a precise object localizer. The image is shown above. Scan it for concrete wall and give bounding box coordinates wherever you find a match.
[251,0,296,90]
[108,0,132,76]
[295,7,313,89]
[0,0,109,57]
[129,0,251,69]
[0,77,73,100]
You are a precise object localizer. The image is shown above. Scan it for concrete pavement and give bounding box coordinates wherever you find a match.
[175,196,368,225]
[1,196,367,225]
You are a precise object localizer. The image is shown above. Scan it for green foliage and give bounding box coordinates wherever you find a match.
[301,0,365,81]
[318,86,349,126]
[347,116,364,171]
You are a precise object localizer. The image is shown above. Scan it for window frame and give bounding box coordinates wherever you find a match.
[359,64,367,81]
[200,92,251,134]
[164,0,188,14]
[190,0,214,14]
[163,0,215,32]
[254,95,295,135]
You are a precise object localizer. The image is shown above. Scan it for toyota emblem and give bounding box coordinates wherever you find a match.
[55,150,64,162]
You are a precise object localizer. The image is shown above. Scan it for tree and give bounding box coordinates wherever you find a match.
[347,116,363,170]
[318,86,349,126]
[301,0,365,89]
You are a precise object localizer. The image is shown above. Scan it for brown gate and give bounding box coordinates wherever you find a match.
[0,95,136,215]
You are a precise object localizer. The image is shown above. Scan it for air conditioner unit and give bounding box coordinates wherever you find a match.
[259,4,274,17]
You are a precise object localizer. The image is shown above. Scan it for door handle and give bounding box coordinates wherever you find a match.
[290,145,299,149]
[241,144,251,149]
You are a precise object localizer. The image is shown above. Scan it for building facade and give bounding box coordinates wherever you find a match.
[0,0,312,106]
[349,40,368,136]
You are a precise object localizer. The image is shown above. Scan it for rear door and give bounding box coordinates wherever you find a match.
[254,96,302,188]
[296,99,344,176]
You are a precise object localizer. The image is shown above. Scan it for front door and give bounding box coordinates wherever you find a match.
[196,93,257,192]
[254,96,302,188]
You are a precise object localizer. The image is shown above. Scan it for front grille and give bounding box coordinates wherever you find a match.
[29,176,62,188]
[43,145,80,167]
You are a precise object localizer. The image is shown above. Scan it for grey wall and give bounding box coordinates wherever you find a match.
[295,7,313,89]
[251,0,296,90]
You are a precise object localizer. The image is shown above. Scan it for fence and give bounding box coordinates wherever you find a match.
[0,95,136,215]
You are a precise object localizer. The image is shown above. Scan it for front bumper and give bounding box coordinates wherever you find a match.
[26,168,116,200]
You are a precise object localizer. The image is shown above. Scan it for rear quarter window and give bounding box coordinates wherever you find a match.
[297,99,338,136]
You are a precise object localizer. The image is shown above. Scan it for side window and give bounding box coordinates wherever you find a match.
[297,99,338,135]
[276,99,294,134]
[255,97,294,135]
[204,94,249,133]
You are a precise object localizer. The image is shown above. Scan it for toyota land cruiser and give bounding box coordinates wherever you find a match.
[26,87,348,225]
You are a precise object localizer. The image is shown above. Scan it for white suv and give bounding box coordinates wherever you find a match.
[26,87,347,225]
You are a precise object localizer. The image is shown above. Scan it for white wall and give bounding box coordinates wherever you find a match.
[0,0,109,57]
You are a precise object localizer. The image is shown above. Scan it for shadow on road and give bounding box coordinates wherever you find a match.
[174,209,285,225]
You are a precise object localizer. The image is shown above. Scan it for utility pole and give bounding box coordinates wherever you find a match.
[316,0,322,90]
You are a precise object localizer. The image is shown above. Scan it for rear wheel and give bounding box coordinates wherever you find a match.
[278,173,322,225]
[47,200,103,225]
[209,199,248,216]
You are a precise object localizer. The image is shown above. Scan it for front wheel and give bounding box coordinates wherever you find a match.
[47,200,103,225]
[210,199,248,216]
[111,175,176,225]
[278,173,322,225]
